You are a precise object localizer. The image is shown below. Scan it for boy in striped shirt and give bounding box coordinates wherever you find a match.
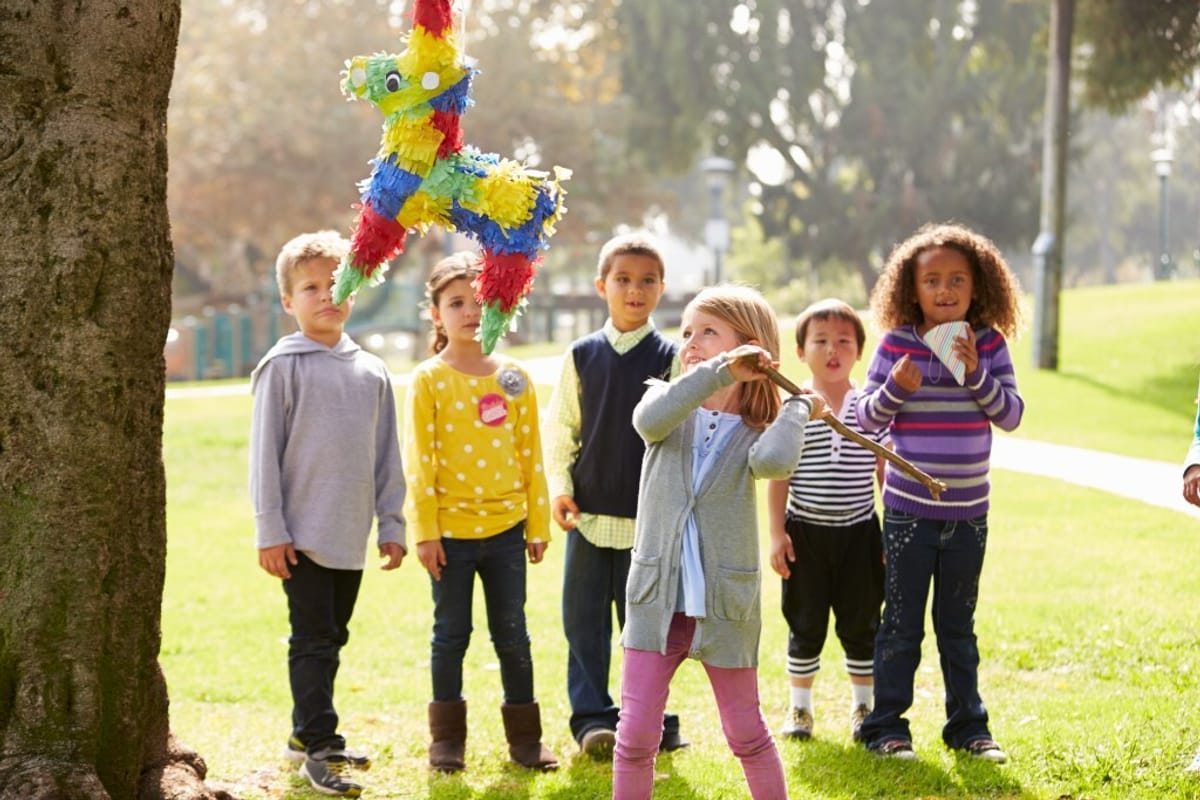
[768,299,888,742]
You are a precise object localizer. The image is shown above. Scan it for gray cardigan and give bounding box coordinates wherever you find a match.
[621,355,811,668]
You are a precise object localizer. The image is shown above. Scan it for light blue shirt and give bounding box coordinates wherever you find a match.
[677,407,743,616]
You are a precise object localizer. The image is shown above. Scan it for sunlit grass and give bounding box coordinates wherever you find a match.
[161,280,1200,798]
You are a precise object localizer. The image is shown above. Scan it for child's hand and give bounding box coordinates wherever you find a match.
[418,540,447,581]
[725,344,775,383]
[769,531,794,579]
[890,355,922,392]
[552,495,579,531]
[797,389,829,421]
[954,326,979,376]
[378,541,405,571]
[258,543,297,579]
[527,540,548,564]
[1184,465,1200,507]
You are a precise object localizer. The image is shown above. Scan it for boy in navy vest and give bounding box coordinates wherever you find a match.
[546,232,685,757]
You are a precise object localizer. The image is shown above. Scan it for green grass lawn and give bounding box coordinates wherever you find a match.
[162,279,1200,799]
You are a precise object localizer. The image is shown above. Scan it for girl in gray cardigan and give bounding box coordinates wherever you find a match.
[613,286,826,800]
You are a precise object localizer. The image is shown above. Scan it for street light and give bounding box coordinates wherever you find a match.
[1151,146,1174,280]
[699,156,735,284]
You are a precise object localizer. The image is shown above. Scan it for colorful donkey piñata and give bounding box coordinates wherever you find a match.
[334,0,569,353]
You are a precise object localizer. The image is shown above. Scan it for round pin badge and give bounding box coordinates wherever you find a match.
[478,393,509,426]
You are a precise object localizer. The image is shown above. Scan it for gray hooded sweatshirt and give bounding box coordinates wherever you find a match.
[249,332,406,569]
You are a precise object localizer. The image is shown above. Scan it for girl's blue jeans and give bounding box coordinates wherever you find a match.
[859,510,993,750]
[429,522,534,704]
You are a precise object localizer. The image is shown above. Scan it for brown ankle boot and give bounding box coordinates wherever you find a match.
[500,701,559,771]
[428,699,467,772]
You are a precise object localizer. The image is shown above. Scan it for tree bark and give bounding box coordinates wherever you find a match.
[0,3,228,799]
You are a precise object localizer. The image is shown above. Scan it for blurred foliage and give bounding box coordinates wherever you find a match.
[1075,0,1200,113]
[616,0,1048,295]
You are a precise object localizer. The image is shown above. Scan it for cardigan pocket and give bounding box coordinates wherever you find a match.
[626,553,660,605]
[713,566,760,621]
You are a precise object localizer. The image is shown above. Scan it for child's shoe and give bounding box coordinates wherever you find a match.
[428,699,468,773]
[285,735,372,769]
[579,726,616,758]
[871,738,916,760]
[962,737,1008,763]
[780,706,813,740]
[1187,747,1200,773]
[299,750,364,797]
[500,701,559,771]
[849,705,870,741]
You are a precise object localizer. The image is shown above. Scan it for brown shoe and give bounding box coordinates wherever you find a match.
[499,701,559,771]
[428,699,467,773]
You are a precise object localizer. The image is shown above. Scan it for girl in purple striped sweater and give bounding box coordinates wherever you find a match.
[854,223,1023,763]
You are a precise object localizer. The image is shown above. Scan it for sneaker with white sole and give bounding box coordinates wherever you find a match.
[299,750,364,797]
[780,706,813,740]
[872,738,916,759]
[286,735,371,769]
[962,737,1008,764]
[850,704,870,741]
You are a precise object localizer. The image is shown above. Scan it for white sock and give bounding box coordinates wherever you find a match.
[790,686,813,711]
[851,683,873,709]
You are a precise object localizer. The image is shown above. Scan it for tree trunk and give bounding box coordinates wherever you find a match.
[0,3,228,799]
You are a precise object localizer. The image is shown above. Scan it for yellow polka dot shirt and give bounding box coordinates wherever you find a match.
[403,355,550,544]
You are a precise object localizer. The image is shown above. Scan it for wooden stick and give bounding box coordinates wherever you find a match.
[759,363,947,500]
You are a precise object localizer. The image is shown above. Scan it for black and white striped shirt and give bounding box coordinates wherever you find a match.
[785,388,890,526]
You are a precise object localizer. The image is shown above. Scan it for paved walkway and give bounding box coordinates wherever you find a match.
[167,355,1198,520]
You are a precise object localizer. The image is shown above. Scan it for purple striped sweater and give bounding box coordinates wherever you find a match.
[855,325,1024,520]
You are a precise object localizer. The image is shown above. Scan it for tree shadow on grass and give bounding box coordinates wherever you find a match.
[1056,364,1197,423]
[782,738,1030,799]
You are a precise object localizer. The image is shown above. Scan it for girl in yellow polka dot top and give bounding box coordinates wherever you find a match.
[403,252,558,774]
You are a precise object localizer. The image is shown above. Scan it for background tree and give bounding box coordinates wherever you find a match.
[0,3,225,798]
[616,0,1047,298]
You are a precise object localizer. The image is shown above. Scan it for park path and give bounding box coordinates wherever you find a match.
[166,355,1199,520]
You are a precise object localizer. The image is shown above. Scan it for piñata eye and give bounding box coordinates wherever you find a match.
[384,71,402,92]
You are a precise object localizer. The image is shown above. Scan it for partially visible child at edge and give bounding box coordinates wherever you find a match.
[767,298,889,743]
[249,230,407,798]
[404,252,558,774]
[613,285,828,800]
[1179,375,1200,774]
[545,232,686,758]
[854,223,1023,763]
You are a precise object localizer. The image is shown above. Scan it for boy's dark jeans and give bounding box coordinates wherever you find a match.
[430,522,534,704]
[282,551,363,753]
[860,511,992,750]
[562,528,681,744]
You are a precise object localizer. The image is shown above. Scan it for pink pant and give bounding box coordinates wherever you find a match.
[613,614,787,799]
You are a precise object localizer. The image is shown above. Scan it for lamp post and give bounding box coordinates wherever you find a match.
[699,156,735,284]
[1151,146,1174,280]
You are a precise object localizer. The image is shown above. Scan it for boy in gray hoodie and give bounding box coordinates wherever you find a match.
[250,230,406,798]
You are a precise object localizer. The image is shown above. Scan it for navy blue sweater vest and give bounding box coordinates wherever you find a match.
[570,330,678,519]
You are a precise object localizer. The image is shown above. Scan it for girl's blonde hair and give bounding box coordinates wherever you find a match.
[870,222,1022,340]
[425,252,481,354]
[684,284,781,430]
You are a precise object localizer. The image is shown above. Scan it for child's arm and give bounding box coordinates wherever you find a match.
[545,350,582,530]
[1182,389,1200,507]
[249,361,297,578]
[633,354,740,443]
[855,335,918,432]
[767,479,794,579]
[373,374,407,570]
[516,370,552,559]
[961,329,1024,432]
[402,367,443,557]
[749,393,821,480]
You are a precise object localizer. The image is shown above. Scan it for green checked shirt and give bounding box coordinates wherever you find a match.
[545,319,679,550]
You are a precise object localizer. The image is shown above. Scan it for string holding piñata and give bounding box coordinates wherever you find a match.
[334,0,569,353]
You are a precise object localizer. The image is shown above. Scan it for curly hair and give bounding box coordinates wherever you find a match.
[425,252,482,355]
[683,284,781,431]
[869,223,1022,340]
